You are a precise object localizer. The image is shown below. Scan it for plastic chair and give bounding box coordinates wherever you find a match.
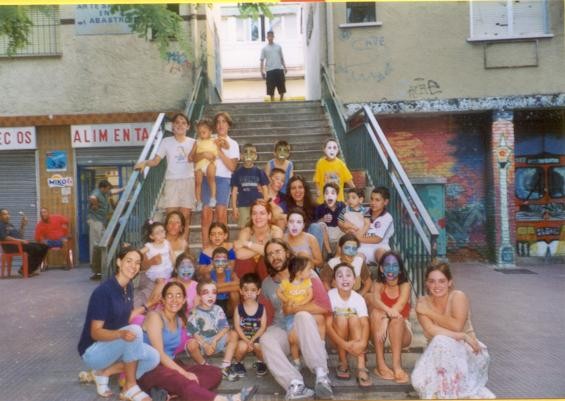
[0,240,29,278]
[42,238,74,271]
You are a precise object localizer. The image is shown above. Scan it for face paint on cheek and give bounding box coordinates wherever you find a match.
[324,142,339,159]
[178,261,195,280]
[288,218,304,235]
[383,259,400,279]
[324,189,337,206]
[342,245,358,257]
[276,147,290,160]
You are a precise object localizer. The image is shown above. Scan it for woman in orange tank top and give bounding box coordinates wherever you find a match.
[366,251,412,384]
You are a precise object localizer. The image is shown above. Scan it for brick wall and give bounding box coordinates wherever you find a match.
[380,114,491,257]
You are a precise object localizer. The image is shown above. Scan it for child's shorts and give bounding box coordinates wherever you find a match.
[358,243,390,264]
[195,158,213,174]
[237,206,251,228]
[200,332,228,355]
[284,314,295,332]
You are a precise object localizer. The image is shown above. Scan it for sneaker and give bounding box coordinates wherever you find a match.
[314,374,333,399]
[222,365,239,382]
[286,381,315,400]
[209,198,217,208]
[254,361,267,377]
[293,360,302,371]
[89,273,102,281]
[194,201,203,212]
[232,362,247,378]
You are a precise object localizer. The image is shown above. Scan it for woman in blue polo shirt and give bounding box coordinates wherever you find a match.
[77,246,159,401]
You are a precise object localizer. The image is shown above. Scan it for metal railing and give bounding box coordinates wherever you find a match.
[96,67,208,278]
[321,65,439,295]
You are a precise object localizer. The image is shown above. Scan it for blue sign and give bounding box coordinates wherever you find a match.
[46,150,68,172]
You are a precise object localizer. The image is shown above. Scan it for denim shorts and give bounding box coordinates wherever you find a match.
[202,176,231,206]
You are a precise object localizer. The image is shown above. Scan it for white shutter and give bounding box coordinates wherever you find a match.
[512,0,546,36]
[471,1,509,39]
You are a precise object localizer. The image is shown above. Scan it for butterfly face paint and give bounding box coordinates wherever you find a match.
[324,141,339,160]
[383,255,400,281]
[177,260,195,281]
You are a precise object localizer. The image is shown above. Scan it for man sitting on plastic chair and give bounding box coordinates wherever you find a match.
[34,207,73,271]
[0,208,48,277]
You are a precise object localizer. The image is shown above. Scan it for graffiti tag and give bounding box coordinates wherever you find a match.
[335,62,392,83]
[408,78,442,100]
[351,36,385,51]
[166,51,191,74]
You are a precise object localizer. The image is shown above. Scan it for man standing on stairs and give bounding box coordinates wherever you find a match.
[260,31,287,102]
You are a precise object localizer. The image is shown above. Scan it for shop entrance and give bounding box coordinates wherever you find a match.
[77,164,132,263]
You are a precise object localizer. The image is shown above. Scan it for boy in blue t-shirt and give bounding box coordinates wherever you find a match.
[230,143,269,227]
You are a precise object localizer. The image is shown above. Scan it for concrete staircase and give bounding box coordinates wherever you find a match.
[182,100,331,251]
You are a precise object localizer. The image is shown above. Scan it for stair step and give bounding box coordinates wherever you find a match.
[251,141,327,152]
[230,119,330,130]
[230,130,331,141]
[213,111,325,123]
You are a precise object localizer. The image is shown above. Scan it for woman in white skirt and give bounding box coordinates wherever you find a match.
[411,262,495,399]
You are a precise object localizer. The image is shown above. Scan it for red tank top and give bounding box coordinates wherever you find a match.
[380,288,410,319]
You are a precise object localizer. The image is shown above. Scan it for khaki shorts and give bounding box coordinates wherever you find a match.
[237,206,251,228]
[159,178,196,209]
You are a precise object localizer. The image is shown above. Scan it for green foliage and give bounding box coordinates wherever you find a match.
[238,3,273,20]
[110,4,189,59]
[0,6,32,56]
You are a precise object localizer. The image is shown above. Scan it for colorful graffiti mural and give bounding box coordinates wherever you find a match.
[382,115,489,255]
[515,155,565,257]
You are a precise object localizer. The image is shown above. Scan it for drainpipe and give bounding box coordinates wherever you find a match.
[326,3,335,80]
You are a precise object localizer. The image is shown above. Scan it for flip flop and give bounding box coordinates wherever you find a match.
[373,367,394,381]
[356,368,373,388]
[336,365,351,380]
[394,370,410,384]
[119,384,150,401]
[93,375,113,398]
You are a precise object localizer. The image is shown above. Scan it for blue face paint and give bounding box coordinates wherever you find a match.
[383,256,400,280]
[342,244,358,257]
[178,260,195,281]
[214,258,228,268]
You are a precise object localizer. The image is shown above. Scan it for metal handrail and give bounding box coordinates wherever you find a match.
[321,64,439,295]
[96,67,208,278]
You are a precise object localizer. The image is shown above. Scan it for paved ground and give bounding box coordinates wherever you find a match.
[0,260,564,401]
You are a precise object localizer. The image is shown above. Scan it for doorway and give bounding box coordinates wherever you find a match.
[77,164,132,263]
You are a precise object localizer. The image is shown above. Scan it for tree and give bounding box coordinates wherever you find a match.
[0,4,271,58]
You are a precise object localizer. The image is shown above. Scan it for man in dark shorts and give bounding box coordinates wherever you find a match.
[260,31,287,101]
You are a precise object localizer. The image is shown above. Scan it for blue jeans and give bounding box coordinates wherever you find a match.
[82,325,159,379]
[308,222,324,253]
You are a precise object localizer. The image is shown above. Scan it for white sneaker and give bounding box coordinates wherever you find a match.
[209,198,217,208]
[314,374,333,399]
[286,380,314,400]
[194,201,203,212]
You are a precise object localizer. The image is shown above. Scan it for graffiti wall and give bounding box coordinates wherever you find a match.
[514,111,565,257]
[380,114,490,256]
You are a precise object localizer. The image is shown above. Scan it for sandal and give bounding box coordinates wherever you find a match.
[394,370,410,384]
[226,385,258,401]
[78,370,95,384]
[357,368,373,388]
[374,367,395,381]
[93,375,113,398]
[120,384,151,401]
[336,365,351,380]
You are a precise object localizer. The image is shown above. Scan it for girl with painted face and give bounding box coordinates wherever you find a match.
[283,208,323,268]
[325,263,371,387]
[314,182,346,256]
[313,139,355,204]
[367,251,412,384]
[172,252,198,314]
[319,233,372,296]
[265,140,294,195]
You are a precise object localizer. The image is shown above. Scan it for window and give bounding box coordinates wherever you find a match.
[469,0,551,41]
[346,2,376,24]
[0,6,60,57]
[515,167,544,201]
[236,18,260,42]
[549,167,565,199]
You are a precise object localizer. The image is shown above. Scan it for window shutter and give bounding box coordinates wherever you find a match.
[471,1,508,39]
[513,0,546,36]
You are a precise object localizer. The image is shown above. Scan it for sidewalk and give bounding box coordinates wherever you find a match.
[0,261,563,400]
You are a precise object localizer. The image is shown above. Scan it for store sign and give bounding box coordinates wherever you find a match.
[71,123,153,148]
[48,174,74,188]
[0,126,36,150]
[75,4,133,35]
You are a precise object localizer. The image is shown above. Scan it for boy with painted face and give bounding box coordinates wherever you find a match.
[230,143,270,228]
[320,233,372,297]
[186,280,240,382]
[265,140,294,195]
[232,273,268,378]
[266,168,288,230]
[209,247,240,318]
[325,262,371,387]
[314,182,346,256]
[313,139,355,204]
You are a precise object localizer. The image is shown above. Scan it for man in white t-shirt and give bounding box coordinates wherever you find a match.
[198,112,240,245]
[134,113,196,240]
[260,31,287,102]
